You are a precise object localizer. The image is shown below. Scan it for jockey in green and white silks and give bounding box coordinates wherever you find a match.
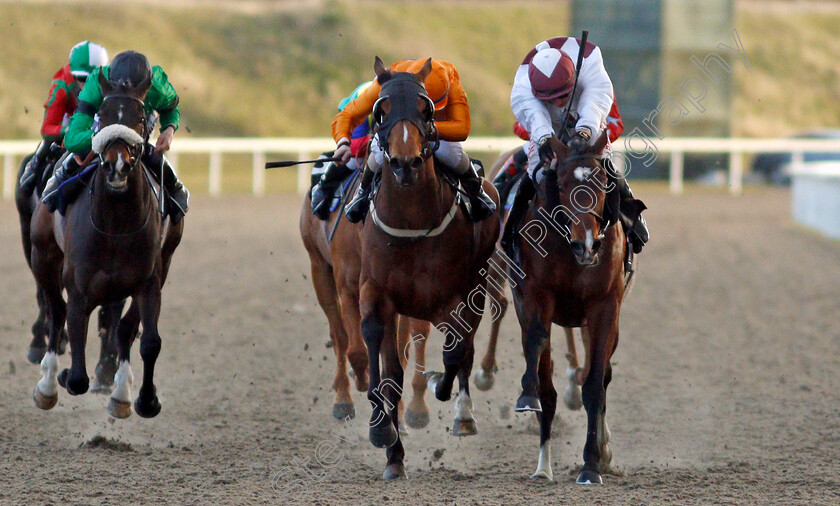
[42,50,190,223]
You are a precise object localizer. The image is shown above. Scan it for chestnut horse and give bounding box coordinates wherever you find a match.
[357,58,500,479]
[29,71,183,418]
[507,133,643,484]
[300,170,432,428]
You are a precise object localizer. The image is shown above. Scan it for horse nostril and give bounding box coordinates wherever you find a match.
[570,241,585,256]
[412,156,423,169]
[592,239,602,252]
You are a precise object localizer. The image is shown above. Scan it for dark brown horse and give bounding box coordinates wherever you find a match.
[300,170,432,427]
[16,150,125,392]
[508,133,642,484]
[357,58,500,479]
[29,71,183,418]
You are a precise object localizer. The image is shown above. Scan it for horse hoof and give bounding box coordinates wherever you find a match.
[531,469,554,481]
[515,395,542,412]
[28,346,46,365]
[65,372,89,396]
[404,408,430,429]
[599,445,613,471]
[452,418,477,436]
[398,419,409,437]
[564,385,583,411]
[108,398,132,419]
[332,402,355,421]
[424,371,450,401]
[369,422,398,448]
[57,368,70,389]
[382,463,406,480]
[89,379,113,395]
[472,368,495,391]
[134,396,161,418]
[33,387,57,410]
[576,469,603,485]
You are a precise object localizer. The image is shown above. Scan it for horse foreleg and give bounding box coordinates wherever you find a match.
[576,301,619,485]
[27,286,48,364]
[108,299,140,419]
[404,318,430,429]
[563,327,583,410]
[30,218,66,410]
[90,301,125,394]
[311,258,355,421]
[532,342,557,480]
[515,296,554,413]
[337,288,369,392]
[133,278,163,418]
[453,337,477,437]
[359,285,397,450]
[60,290,91,396]
[474,257,508,391]
[381,320,407,479]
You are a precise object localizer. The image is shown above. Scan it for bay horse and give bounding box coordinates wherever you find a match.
[29,70,184,418]
[16,149,125,392]
[300,168,432,428]
[472,148,587,416]
[508,133,642,484]
[357,57,500,479]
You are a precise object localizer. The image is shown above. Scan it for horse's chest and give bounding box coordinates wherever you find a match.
[68,237,158,299]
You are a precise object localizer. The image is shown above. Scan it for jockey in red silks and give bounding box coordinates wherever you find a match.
[19,41,108,194]
[506,36,648,254]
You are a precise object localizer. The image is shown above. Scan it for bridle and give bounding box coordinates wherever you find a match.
[371,73,439,162]
[96,94,149,172]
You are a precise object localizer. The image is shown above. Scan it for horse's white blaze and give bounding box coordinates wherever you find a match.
[118,104,124,122]
[116,152,125,172]
[111,360,133,403]
[574,166,592,181]
[454,390,473,420]
[403,124,409,143]
[586,230,594,250]
[532,442,554,480]
[37,351,59,396]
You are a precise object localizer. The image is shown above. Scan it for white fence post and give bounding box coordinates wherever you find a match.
[729,151,743,195]
[209,152,222,197]
[3,154,15,200]
[669,150,684,195]
[253,152,266,197]
[297,151,312,195]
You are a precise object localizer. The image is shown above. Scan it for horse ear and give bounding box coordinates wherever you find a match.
[591,130,609,155]
[374,56,386,77]
[550,136,569,161]
[415,58,433,83]
[98,70,112,95]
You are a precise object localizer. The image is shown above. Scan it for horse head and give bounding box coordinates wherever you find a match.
[371,56,437,187]
[542,131,611,266]
[90,71,151,192]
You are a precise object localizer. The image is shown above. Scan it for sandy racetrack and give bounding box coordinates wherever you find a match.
[1,187,839,505]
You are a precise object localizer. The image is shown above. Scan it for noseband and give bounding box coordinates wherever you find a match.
[372,74,439,161]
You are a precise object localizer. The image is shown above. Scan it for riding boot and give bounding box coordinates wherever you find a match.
[42,154,82,212]
[311,161,353,220]
[492,148,527,202]
[616,176,649,254]
[457,160,496,222]
[345,166,374,223]
[19,141,53,194]
[144,147,189,224]
[500,174,536,258]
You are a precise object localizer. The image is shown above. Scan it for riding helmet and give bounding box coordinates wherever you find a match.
[69,41,109,77]
[109,50,152,87]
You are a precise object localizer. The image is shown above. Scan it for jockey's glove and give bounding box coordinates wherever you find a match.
[568,128,592,153]
[537,135,554,169]
[335,139,351,164]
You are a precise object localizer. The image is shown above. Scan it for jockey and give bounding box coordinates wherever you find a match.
[332,58,496,223]
[42,50,190,223]
[19,41,109,194]
[493,98,624,197]
[509,36,648,253]
[309,80,375,220]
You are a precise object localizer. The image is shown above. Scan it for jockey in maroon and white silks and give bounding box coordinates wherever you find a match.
[511,36,615,175]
